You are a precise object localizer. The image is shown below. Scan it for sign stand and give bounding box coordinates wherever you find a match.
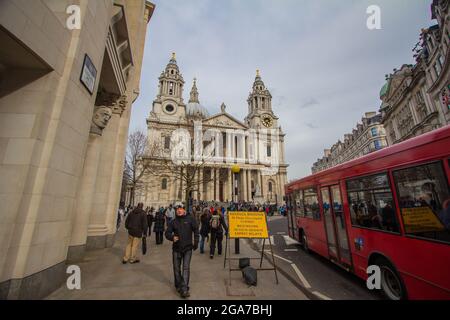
[223,211,278,286]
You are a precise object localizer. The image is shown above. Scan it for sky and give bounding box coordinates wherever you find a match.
[129,0,434,181]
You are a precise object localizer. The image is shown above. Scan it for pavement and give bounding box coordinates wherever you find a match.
[46,224,308,300]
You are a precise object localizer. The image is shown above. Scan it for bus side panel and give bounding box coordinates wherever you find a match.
[345,226,450,299]
[299,217,329,258]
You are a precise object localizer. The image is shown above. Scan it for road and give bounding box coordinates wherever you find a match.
[259,215,383,300]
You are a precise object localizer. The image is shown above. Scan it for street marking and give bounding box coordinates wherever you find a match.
[284,248,298,252]
[276,232,286,235]
[312,291,332,300]
[264,251,293,264]
[291,263,311,289]
[283,235,300,246]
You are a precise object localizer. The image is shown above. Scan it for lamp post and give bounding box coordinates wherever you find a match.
[231,164,240,254]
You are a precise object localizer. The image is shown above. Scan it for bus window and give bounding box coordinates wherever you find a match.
[346,173,399,232]
[293,190,304,217]
[304,188,320,220]
[393,162,450,244]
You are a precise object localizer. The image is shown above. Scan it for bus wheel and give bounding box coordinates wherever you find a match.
[376,258,406,300]
[300,230,309,253]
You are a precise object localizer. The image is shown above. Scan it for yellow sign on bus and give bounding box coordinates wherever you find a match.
[402,206,445,233]
[228,211,269,239]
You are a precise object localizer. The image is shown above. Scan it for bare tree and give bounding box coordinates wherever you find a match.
[124,129,163,206]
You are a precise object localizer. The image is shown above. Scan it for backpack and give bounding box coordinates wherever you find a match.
[210,215,221,229]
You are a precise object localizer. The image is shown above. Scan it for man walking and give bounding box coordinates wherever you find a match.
[165,206,199,298]
[123,202,147,264]
[165,204,175,224]
[209,209,228,259]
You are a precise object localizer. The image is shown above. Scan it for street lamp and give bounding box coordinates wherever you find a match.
[231,164,240,254]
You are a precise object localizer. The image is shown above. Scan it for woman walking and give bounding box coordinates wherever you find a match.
[154,207,166,245]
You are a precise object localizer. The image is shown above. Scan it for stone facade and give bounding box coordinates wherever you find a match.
[0,0,154,299]
[137,58,289,207]
[379,0,450,144]
[311,112,387,174]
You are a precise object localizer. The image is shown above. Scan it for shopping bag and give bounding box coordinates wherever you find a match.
[142,236,147,255]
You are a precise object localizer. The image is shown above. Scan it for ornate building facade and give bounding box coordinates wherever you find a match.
[380,0,450,144]
[137,55,288,207]
[0,0,154,299]
[311,112,387,174]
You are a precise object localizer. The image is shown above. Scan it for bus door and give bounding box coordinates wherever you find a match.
[287,195,295,238]
[321,185,351,265]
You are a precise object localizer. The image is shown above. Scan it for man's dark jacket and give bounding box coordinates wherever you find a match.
[165,215,199,253]
[125,208,148,238]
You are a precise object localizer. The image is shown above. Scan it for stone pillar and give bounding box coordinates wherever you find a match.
[242,169,248,201]
[198,169,202,200]
[86,110,121,250]
[247,170,252,201]
[67,135,102,262]
[228,168,232,202]
[215,168,220,201]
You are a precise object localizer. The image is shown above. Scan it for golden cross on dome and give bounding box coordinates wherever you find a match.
[172,52,176,59]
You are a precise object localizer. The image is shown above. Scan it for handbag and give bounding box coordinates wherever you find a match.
[142,236,147,255]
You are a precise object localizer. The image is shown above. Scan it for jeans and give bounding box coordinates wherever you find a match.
[155,231,164,244]
[172,250,192,293]
[199,235,208,253]
[210,232,223,256]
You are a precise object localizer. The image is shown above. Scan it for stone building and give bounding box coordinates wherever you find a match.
[137,56,289,207]
[0,0,154,299]
[379,0,449,145]
[311,112,387,174]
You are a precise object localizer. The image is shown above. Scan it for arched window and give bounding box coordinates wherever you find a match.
[268,181,273,192]
[162,178,168,190]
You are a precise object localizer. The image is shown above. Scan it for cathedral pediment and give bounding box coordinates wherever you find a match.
[203,112,248,129]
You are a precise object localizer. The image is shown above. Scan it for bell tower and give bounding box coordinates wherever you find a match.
[152,53,186,118]
[245,70,278,129]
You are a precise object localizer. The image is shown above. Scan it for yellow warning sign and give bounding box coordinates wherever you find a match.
[402,206,445,233]
[228,211,269,239]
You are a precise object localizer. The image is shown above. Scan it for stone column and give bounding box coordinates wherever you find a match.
[228,169,234,201]
[242,169,248,201]
[215,168,220,201]
[67,135,102,262]
[198,168,203,200]
[248,170,252,201]
[86,110,121,250]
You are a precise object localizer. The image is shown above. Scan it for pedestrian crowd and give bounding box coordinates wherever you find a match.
[116,199,286,299]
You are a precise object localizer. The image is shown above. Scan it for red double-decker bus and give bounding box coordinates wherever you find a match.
[285,126,450,300]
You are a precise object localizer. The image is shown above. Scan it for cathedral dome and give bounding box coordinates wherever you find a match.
[186,102,209,119]
[186,78,209,119]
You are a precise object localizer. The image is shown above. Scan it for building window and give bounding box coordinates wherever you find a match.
[346,173,399,232]
[267,145,271,157]
[434,62,442,77]
[164,136,170,149]
[393,161,450,244]
[169,82,174,95]
[438,54,445,68]
[161,178,168,190]
[374,140,382,150]
[268,181,273,192]
[371,127,378,137]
